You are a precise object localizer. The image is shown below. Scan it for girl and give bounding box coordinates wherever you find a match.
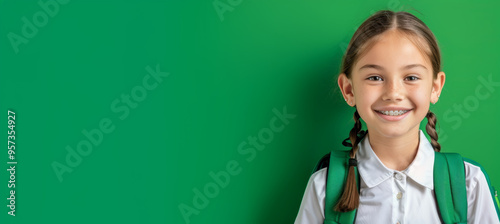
[295,10,500,224]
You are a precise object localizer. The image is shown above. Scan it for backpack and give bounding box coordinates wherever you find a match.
[313,149,500,224]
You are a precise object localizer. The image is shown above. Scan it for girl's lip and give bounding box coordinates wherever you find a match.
[374,109,412,121]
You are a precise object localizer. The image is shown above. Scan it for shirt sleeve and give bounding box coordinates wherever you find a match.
[465,161,500,224]
[294,168,327,224]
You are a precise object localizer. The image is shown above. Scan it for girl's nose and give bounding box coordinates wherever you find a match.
[382,80,404,102]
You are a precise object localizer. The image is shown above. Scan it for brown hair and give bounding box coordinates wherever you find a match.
[336,10,442,212]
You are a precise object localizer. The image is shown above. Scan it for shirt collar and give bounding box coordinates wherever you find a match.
[357,129,435,190]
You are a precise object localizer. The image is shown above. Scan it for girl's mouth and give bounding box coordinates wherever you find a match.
[374,109,412,121]
[375,110,411,116]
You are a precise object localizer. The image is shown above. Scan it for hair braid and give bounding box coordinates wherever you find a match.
[335,110,363,212]
[425,110,441,152]
[348,111,362,158]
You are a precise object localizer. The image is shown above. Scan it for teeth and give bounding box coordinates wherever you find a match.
[378,110,409,116]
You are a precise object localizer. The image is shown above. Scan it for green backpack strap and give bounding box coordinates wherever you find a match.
[324,150,359,224]
[434,152,467,224]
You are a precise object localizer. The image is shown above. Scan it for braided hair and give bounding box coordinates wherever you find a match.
[335,110,367,212]
[426,110,441,152]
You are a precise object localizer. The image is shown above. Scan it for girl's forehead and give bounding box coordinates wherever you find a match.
[354,30,431,72]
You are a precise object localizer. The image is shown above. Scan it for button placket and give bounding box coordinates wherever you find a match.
[393,172,407,224]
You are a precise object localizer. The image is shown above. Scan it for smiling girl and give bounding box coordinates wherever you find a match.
[295,10,500,224]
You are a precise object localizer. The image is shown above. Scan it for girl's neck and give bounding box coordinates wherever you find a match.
[366,128,420,171]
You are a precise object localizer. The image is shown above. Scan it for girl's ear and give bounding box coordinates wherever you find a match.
[431,71,446,104]
[338,73,355,107]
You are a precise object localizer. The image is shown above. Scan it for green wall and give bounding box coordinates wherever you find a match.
[1,0,499,223]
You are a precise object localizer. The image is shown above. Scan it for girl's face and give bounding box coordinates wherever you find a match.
[338,29,445,139]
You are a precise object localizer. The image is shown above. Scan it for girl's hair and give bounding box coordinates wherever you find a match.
[335,10,442,212]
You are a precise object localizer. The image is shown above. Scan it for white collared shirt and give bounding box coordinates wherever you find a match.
[295,130,500,224]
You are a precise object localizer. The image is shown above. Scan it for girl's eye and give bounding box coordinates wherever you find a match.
[405,75,420,81]
[367,76,383,81]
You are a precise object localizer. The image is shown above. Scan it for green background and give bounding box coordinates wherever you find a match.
[1,0,499,223]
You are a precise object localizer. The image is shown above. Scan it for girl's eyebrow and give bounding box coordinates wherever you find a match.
[358,64,428,71]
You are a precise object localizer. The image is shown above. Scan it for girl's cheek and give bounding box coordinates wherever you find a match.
[359,86,380,101]
[411,86,432,103]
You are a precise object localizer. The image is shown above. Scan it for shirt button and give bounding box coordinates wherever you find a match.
[397,192,403,199]
[395,173,403,180]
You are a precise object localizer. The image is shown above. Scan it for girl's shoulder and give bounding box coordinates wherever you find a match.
[463,158,494,193]
[462,158,500,222]
[308,167,327,191]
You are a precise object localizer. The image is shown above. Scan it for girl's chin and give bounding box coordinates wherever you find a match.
[368,125,415,139]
